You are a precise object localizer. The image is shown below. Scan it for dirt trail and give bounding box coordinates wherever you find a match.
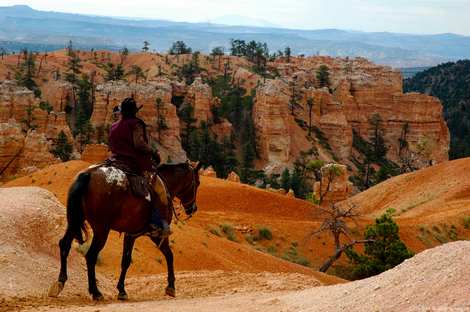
[2,160,470,311]
[19,241,470,312]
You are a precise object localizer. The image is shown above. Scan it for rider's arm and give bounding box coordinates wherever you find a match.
[133,123,153,154]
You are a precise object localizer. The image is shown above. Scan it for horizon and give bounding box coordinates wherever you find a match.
[1,1,470,36]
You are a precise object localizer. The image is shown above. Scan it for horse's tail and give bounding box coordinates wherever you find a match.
[66,172,91,244]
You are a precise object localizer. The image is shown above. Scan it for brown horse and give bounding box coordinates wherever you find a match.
[48,161,202,301]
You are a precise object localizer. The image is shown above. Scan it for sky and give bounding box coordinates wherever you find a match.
[1,0,470,35]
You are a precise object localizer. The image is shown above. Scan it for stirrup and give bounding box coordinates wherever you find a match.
[148,225,171,238]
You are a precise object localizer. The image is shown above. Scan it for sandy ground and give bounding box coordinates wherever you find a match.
[17,242,470,312]
[2,159,470,311]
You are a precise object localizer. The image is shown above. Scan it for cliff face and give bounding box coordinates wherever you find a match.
[0,81,69,179]
[252,57,449,174]
[0,119,58,179]
[313,164,353,206]
[0,51,450,185]
[186,77,213,125]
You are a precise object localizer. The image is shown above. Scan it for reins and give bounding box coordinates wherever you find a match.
[158,163,197,223]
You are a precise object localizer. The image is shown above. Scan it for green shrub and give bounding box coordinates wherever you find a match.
[346,209,413,279]
[220,224,237,242]
[280,243,310,267]
[266,246,277,256]
[244,234,255,245]
[257,227,273,240]
[209,228,221,237]
[463,216,470,229]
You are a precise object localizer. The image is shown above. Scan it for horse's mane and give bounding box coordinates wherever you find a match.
[157,162,189,172]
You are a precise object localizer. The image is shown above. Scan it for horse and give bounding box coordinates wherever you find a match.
[48,161,202,301]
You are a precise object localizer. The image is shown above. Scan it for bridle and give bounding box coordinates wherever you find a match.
[178,164,197,212]
[169,163,198,222]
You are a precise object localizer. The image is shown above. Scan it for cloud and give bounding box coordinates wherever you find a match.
[1,0,470,35]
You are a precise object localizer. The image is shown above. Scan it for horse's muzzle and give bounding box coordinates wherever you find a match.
[185,203,197,216]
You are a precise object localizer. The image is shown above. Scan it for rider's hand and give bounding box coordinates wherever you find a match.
[151,151,161,165]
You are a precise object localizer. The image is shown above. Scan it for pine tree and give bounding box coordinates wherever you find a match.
[284,46,292,63]
[281,168,291,191]
[128,65,145,83]
[179,51,201,84]
[369,113,387,161]
[316,65,330,88]
[103,62,125,81]
[222,136,238,178]
[179,105,197,152]
[142,41,150,52]
[155,97,168,141]
[65,42,82,86]
[15,49,41,97]
[346,209,413,279]
[307,97,314,137]
[75,74,93,149]
[52,131,73,161]
[169,41,192,55]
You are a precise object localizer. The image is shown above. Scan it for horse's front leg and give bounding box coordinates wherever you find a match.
[117,234,136,300]
[151,236,175,297]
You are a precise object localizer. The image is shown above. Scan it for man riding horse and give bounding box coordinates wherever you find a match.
[108,97,170,237]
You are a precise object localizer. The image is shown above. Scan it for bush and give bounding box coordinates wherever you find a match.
[346,209,413,279]
[220,224,237,242]
[244,234,255,245]
[257,227,273,240]
[209,228,221,237]
[52,131,73,161]
[463,216,470,229]
[281,244,310,267]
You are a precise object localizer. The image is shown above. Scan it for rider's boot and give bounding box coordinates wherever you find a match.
[149,197,171,238]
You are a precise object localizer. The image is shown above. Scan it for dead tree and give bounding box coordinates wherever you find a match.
[310,203,372,272]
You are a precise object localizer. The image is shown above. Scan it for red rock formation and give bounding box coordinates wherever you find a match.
[253,56,449,174]
[0,120,58,180]
[253,79,292,171]
[17,130,59,173]
[81,144,109,164]
[186,77,213,125]
[313,164,352,206]
[0,120,24,178]
[253,79,324,172]
[0,52,450,183]
[201,166,217,178]
[226,171,240,183]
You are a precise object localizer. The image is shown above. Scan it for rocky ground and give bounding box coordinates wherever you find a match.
[1,159,470,311]
[5,236,470,312]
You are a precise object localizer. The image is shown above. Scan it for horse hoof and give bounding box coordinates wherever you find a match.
[117,292,128,301]
[48,281,64,298]
[165,286,176,297]
[92,293,104,301]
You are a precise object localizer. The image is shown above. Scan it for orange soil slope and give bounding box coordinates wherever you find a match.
[346,158,470,221]
[4,161,342,285]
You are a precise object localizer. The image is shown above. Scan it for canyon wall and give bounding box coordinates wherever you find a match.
[0,52,450,184]
[253,57,449,173]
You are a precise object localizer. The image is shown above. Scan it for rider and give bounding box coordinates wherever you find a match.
[108,97,170,237]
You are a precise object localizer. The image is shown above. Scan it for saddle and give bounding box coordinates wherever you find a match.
[101,159,168,206]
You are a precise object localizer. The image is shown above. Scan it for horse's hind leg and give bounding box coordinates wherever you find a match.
[151,237,175,297]
[86,227,110,301]
[48,228,74,297]
[116,234,136,300]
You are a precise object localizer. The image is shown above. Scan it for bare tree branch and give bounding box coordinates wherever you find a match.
[319,239,374,272]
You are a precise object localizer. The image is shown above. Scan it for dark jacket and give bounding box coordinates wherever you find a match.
[109,116,153,173]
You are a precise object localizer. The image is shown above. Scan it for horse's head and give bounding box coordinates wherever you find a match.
[177,161,202,216]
